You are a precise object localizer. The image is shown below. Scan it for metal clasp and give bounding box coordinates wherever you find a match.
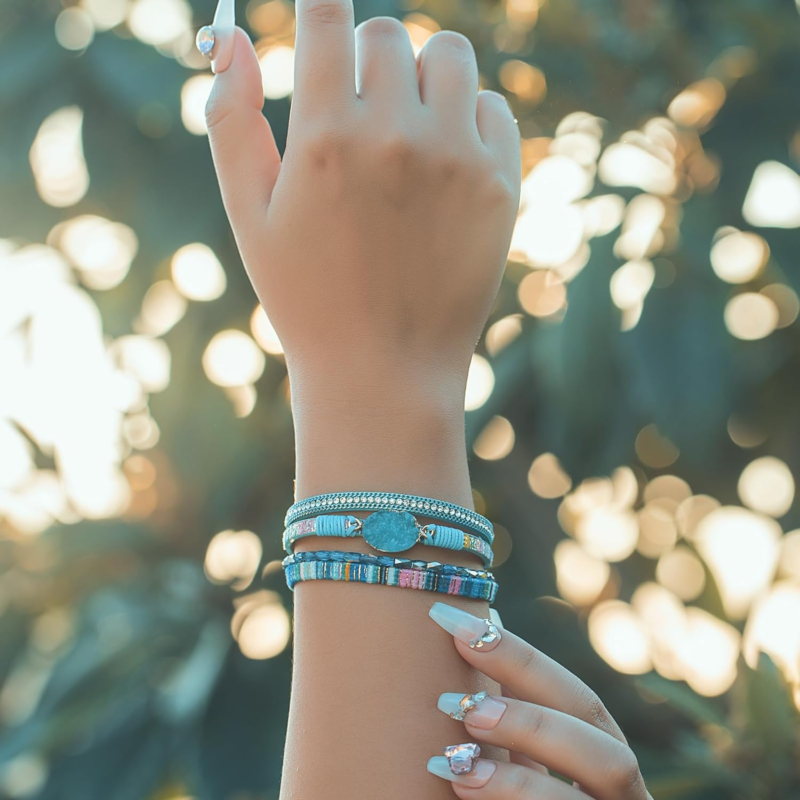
[416,524,435,543]
[345,517,363,533]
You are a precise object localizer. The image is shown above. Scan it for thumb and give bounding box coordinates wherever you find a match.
[203,15,282,224]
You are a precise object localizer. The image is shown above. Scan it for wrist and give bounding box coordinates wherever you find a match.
[289,381,473,509]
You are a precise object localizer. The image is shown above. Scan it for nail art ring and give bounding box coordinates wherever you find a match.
[195,26,216,59]
[449,691,488,721]
[444,742,481,775]
[469,619,501,649]
[194,0,235,74]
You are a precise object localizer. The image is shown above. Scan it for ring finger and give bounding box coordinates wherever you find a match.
[355,17,419,104]
[417,31,480,129]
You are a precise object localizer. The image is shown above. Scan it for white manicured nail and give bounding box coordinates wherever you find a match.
[429,602,502,651]
[195,0,235,74]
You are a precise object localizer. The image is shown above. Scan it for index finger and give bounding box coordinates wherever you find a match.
[292,0,356,116]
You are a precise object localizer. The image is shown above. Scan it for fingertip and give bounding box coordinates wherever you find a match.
[212,26,254,75]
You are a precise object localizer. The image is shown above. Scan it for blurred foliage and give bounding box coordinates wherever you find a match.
[1,0,800,798]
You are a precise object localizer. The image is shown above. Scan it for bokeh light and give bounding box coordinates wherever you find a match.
[473,416,515,460]
[694,506,781,619]
[203,330,266,388]
[738,456,794,518]
[171,243,227,301]
[464,355,495,411]
[742,161,800,228]
[724,293,779,340]
[588,601,652,675]
[29,107,89,207]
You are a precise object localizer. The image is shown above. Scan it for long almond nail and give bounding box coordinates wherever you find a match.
[429,602,502,651]
[427,756,497,787]
[195,0,235,74]
[438,693,507,729]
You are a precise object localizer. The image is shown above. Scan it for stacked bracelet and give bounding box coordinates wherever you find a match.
[282,550,498,602]
[283,512,494,567]
[285,491,493,545]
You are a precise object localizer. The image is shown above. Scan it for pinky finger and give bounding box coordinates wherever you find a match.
[476,91,521,190]
[428,758,590,800]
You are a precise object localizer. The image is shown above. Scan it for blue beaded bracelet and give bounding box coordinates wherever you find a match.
[285,491,493,545]
[283,512,494,566]
[282,550,498,602]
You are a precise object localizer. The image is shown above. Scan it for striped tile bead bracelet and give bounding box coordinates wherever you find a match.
[282,550,499,602]
[285,491,494,545]
[283,512,494,567]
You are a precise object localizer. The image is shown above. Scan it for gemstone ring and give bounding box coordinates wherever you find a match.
[444,742,481,775]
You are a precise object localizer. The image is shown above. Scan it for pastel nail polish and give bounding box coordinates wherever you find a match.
[429,602,502,651]
[427,755,497,787]
[438,693,507,729]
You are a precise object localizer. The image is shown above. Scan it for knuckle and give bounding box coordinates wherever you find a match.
[301,0,353,27]
[519,704,548,742]
[204,94,234,132]
[435,150,465,180]
[512,639,541,677]
[608,747,645,796]
[357,15,406,37]
[377,132,417,164]
[303,125,350,166]
[485,172,518,207]
[582,687,619,737]
[508,764,537,796]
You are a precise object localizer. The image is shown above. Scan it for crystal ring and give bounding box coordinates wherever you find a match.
[469,619,501,649]
[444,742,481,775]
[195,25,216,60]
[449,691,488,721]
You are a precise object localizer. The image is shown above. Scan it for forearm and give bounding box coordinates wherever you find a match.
[280,392,504,800]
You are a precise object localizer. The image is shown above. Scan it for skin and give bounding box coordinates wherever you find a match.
[203,0,651,796]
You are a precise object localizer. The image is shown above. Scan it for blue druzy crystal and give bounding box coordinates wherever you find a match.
[362,510,419,553]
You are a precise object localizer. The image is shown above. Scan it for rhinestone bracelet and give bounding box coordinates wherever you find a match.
[281,550,498,602]
[285,491,493,545]
[283,512,493,567]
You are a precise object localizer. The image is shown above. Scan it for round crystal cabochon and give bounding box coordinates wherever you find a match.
[361,510,419,553]
[196,26,215,59]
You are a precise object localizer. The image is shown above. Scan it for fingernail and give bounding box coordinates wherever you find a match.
[427,756,497,787]
[429,602,503,651]
[196,0,235,74]
[489,608,503,628]
[438,693,507,729]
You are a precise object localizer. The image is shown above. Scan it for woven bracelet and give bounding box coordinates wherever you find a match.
[285,491,494,545]
[281,550,498,602]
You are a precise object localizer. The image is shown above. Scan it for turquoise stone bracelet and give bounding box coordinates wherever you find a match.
[285,491,494,545]
[282,550,498,602]
[282,511,494,567]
